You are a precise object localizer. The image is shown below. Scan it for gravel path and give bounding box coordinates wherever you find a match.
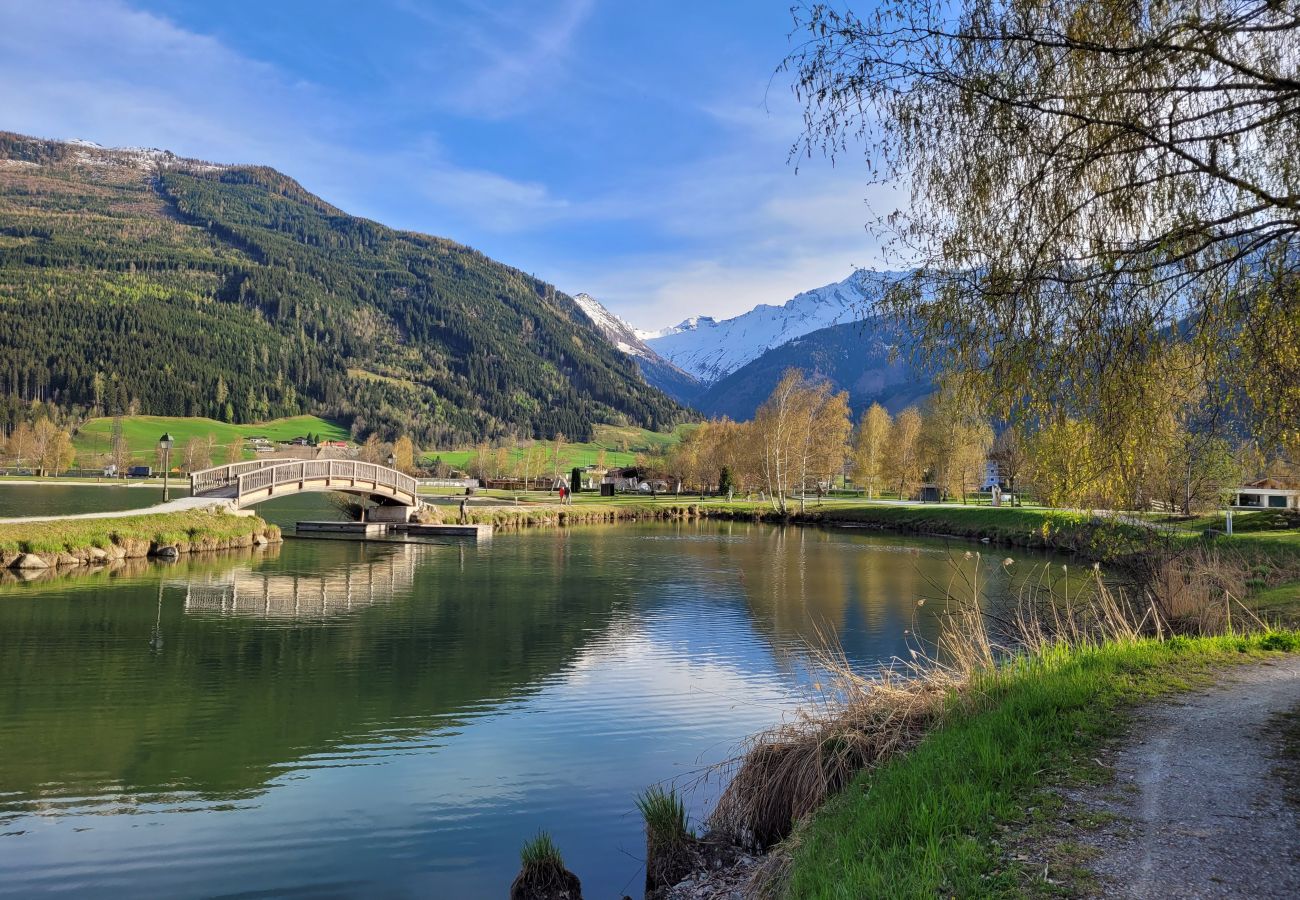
[1078,655,1300,898]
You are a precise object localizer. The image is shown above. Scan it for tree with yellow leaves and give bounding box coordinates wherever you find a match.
[852,403,892,498]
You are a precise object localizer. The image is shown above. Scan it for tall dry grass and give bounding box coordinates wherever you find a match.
[706,546,1271,864]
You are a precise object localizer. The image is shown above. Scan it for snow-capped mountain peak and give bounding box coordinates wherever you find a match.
[572,292,655,359]
[644,270,904,384]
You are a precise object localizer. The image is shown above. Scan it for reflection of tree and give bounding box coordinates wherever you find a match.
[706,523,1061,671]
[0,542,626,808]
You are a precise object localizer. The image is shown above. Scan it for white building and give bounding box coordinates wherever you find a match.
[981,460,1002,490]
[1231,479,1300,510]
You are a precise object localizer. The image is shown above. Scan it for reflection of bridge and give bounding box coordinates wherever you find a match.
[177,545,424,619]
[190,459,421,520]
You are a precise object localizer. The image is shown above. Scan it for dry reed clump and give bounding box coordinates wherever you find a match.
[708,553,1012,854]
[709,547,1279,873]
[708,647,964,853]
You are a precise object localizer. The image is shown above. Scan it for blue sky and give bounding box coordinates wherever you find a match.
[0,0,894,329]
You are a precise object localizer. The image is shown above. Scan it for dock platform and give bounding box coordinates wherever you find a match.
[296,521,389,536]
[294,521,493,540]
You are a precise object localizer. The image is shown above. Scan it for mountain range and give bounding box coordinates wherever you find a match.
[0,132,686,444]
[575,272,934,420]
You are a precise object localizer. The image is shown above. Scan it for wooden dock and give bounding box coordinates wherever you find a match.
[294,521,493,540]
[402,523,493,538]
[297,521,389,536]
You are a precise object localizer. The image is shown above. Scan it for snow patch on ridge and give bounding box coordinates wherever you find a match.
[644,271,903,384]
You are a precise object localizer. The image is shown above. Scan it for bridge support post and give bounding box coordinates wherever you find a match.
[368,504,414,524]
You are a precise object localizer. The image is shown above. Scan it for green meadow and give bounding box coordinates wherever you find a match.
[423,423,694,471]
[73,415,349,465]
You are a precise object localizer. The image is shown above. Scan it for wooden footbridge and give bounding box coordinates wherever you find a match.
[190,459,421,521]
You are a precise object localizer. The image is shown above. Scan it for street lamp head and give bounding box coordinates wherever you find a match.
[387,454,396,468]
[159,432,174,451]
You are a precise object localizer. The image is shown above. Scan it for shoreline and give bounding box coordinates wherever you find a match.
[0,507,282,571]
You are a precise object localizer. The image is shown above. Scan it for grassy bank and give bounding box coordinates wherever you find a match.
[0,508,280,567]
[781,632,1298,898]
[425,499,711,528]
[455,496,1298,558]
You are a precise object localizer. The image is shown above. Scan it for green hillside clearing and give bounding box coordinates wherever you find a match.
[424,423,695,472]
[73,415,348,465]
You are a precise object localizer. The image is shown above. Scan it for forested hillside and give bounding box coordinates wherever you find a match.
[693,317,932,420]
[0,132,686,443]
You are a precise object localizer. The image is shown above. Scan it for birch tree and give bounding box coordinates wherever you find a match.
[852,403,891,498]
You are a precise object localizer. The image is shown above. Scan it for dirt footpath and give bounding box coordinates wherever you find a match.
[1076,654,1300,898]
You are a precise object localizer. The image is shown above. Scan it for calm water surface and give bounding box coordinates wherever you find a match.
[0,482,179,517]
[0,503,1063,898]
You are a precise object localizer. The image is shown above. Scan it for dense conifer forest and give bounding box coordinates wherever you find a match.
[0,132,686,443]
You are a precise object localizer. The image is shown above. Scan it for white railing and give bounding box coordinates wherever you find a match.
[192,459,418,506]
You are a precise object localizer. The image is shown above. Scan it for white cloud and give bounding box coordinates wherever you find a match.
[0,1,908,332]
[394,0,597,118]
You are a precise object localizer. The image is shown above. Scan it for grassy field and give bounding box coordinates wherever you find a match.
[0,508,278,559]
[783,632,1298,898]
[422,423,694,471]
[73,415,349,465]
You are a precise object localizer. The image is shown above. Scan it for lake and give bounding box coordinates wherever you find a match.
[0,499,1062,897]
[0,481,180,518]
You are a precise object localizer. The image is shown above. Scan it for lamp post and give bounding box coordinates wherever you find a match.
[158,432,174,502]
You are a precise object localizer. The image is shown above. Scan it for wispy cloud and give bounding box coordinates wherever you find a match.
[0,1,899,331]
[394,0,597,118]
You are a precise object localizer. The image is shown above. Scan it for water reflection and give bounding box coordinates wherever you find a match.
[0,522,1069,898]
[177,543,421,619]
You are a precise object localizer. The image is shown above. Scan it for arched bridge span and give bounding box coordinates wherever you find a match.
[190,459,420,519]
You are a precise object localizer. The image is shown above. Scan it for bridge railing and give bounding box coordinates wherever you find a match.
[234,460,419,504]
[190,459,284,496]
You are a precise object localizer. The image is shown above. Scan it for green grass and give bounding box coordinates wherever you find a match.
[784,633,1299,899]
[0,508,277,557]
[422,422,694,471]
[1251,580,1300,623]
[73,415,349,465]
[518,830,565,869]
[636,785,693,845]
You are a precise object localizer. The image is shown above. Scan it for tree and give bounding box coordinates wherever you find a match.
[920,381,992,502]
[110,425,132,476]
[392,435,416,474]
[183,436,211,472]
[885,407,923,500]
[359,433,385,464]
[31,419,74,476]
[470,441,491,479]
[753,370,851,512]
[4,421,35,469]
[754,370,810,512]
[990,428,1027,505]
[224,436,244,465]
[719,465,735,498]
[1026,418,1117,509]
[852,403,891,498]
[788,1,1300,442]
[91,371,105,414]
